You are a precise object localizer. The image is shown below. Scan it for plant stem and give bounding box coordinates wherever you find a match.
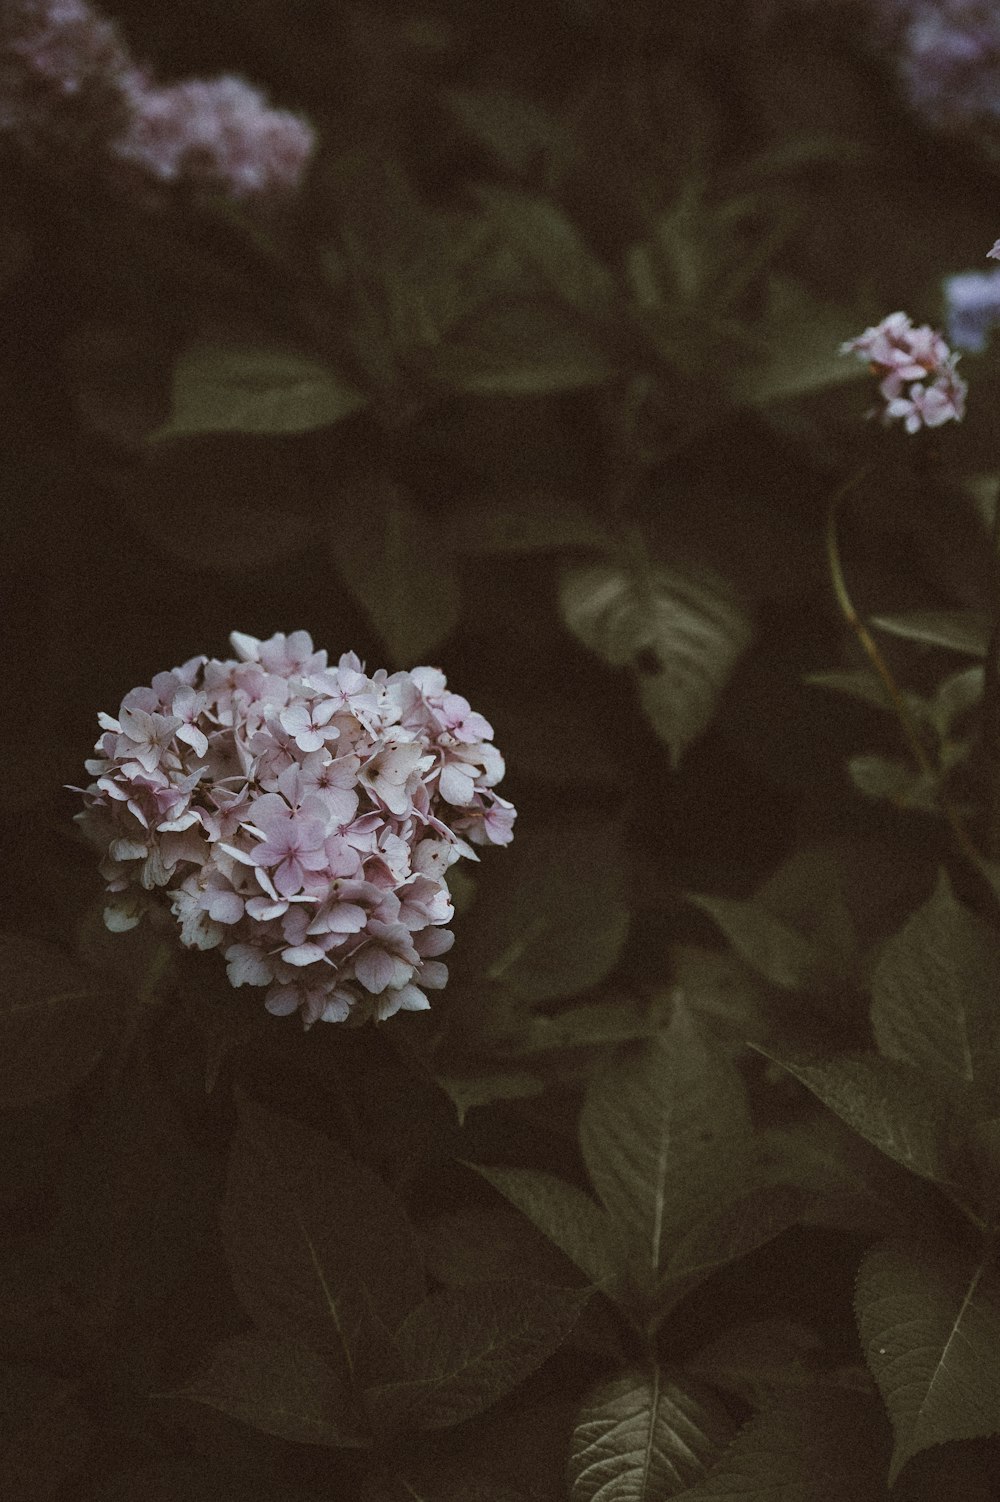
[980,485,1000,860]
[825,474,995,895]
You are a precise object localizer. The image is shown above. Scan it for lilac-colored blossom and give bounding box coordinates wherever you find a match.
[75,630,515,1028]
[943,266,1000,353]
[840,310,967,434]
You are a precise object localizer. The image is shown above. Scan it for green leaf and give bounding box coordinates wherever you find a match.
[729,277,874,406]
[847,755,939,811]
[871,871,1000,1094]
[560,559,753,764]
[757,1051,955,1185]
[220,1095,425,1373]
[472,1164,623,1290]
[657,1185,805,1320]
[329,477,460,665]
[856,1236,1000,1483]
[685,1320,831,1405]
[871,610,990,657]
[417,1201,586,1289]
[436,1071,544,1126]
[579,1006,752,1285]
[804,667,896,713]
[686,892,819,990]
[430,302,618,395]
[176,1334,369,1448]
[363,1279,587,1432]
[441,492,609,556]
[466,818,629,1003]
[152,345,365,439]
[473,186,619,317]
[677,1390,890,1501]
[445,87,570,175]
[0,934,122,1109]
[567,1369,735,1501]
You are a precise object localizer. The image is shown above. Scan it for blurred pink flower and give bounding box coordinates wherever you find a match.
[841,310,967,433]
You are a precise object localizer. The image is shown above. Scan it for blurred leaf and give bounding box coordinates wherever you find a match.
[430,302,618,394]
[729,277,872,406]
[417,1201,583,1288]
[177,1333,369,1448]
[0,1374,91,1502]
[758,1050,956,1186]
[856,1236,1000,1484]
[445,88,571,175]
[363,1280,587,1432]
[441,492,609,555]
[677,1390,889,1500]
[804,668,895,713]
[152,345,365,439]
[686,892,818,990]
[221,1095,424,1372]
[567,1369,734,1501]
[871,611,990,657]
[329,477,460,665]
[847,755,939,811]
[466,818,628,1004]
[561,559,753,764]
[473,1164,623,1290]
[0,935,123,1110]
[473,186,618,316]
[500,996,669,1056]
[436,1070,544,1126]
[871,871,1000,1096]
[579,1006,752,1289]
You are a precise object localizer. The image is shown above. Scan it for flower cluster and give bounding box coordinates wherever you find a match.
[74,631,515,1028]
[870,1,1000,135]
[0,0,315,200]
[840,311,967,433]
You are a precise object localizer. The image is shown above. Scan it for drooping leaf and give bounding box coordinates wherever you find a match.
[430,302,618,395]
[847,755,938,812]
[870,610,990,657]
[363,1279,588,1432]
[757,1050,956,1186]
[465,818,629,1004]
[176,1334,370,1449]
[871,871,1000,1095]
[220,1095,424,1374]
[473,186,619,317]
[441,492,609,556]
[472,1164,623,1290]
[579,1006,752,1287]
[856,1236,1000,1483]
[560,559,753,764]
[804,667,897,713]
[729,277,874,406]
[436,1070,545,1127]
[677,1390,890,1501]
[686,892,819,990]
[656,1184,806,1321]
[328,476,460,665]
[567,1368,735,1501]
[152,344,365,439]
[0,934,123,1109]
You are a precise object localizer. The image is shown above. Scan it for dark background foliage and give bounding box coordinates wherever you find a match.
[6,1,1000,1497]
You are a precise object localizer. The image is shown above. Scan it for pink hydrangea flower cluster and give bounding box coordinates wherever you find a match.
[840,311,967,433]
[74,631,515,1028]
[0,0,315,200]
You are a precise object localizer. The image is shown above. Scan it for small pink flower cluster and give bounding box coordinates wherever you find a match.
[75,631,515,1028]
[840,311,967,433]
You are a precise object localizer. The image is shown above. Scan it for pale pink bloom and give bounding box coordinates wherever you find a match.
[842,310,966,434]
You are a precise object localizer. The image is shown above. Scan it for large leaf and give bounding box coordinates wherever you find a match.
[473,186,619,317]
[417,1201,589,1289]
[328,477,460,665]
[445,87,571,175]
[0,934,123,1109]
[152,344,365,439]
[871,871,1000,1095]
[177,1334,369,1448]
[430,302,618,395]
[435,1070,544,1127]
[473,1165,624,1290]
[729,277,873,406]
[441,492,609,556]
[656,1185,806,1321]
[567,1369,735,1501]
[686,893,819,990]
[465,818,629,1004]
[560,559,752,764]
[856,1236,1000,1483]
[757,1050,956,1186]
[220,1095,424,1375]
[870,610,990,657]
[579,1006,752,1286]
[677,1390,890,1501]
[363,1279,587,1432]
[686,1320,833,1406]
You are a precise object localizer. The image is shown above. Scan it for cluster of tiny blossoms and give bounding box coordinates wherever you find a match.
[840,312,967,433]
[1,0,315,200]
[74,632,515,1028]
